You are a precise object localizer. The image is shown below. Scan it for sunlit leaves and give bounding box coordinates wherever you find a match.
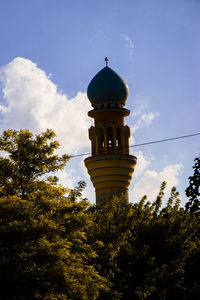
[0,129,70,198]
[0,192,107,299]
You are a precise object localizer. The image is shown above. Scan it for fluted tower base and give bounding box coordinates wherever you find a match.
[84,154,137,204]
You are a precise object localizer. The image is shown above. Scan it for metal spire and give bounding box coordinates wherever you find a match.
[105,57,109,66]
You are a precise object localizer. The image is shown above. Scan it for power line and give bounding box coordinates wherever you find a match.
[130,132,200,149]
[70,132,200,159]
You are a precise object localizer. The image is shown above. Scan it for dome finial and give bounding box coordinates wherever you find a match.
[105,57,109,66]
[87,64,129,107]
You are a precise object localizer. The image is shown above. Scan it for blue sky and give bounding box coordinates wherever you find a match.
[0,0,199,204]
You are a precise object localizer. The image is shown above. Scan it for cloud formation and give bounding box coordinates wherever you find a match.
[131,163,183,202]
[133,151,153,178]
[0,57,184,204]
[131,112,159,134]
[128,107,183,204]
[129,111,159,146]
[0,57,92,154]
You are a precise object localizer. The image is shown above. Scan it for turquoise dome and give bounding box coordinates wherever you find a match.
[87,66,129,107]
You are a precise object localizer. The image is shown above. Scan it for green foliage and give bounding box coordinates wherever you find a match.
[0,190,107,299]
[0,129,69,198]
[0,129,107,299]
[1,130,200,299]
[68,180,87,202]
[88,184,200,299]
[185,154,200,214]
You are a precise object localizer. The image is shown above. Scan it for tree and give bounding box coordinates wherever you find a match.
[0,129,108,299]
[0,192,107,299]
[87,195,133,300]
[1,129,200,299]
[0,129,69,198]
[185,154,200,214]
[88,184,200,299]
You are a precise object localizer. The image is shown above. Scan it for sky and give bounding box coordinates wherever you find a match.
[0,0,199,205]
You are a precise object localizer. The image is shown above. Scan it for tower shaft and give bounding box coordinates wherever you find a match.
[84,63,137,205]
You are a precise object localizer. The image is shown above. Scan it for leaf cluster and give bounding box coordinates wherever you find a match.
[185,154,200,214]
[0,191,107,300]
[0,129,69,198]
[1,129,200,299]
[88,184,200,299]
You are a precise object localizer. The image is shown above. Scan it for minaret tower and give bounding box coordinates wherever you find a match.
[84,58,137,204]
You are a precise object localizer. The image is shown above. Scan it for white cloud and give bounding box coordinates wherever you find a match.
[129,108,183,204]
[122,34,134,57]
[55,168,75,190]
[129,111,159,146]
[0,57,92,154]
[131,164,183,202]
[0,57,185,207]
[133,151,153,178]
[131,112,159,134]
[0,57,97,202]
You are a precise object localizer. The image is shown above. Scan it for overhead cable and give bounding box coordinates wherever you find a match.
[69,132,200,159]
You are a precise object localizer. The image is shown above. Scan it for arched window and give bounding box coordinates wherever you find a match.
[108,134,113,147]
[96,124,105,153]
[101,134,104,148]
[107,127,114,149]
[116,128,121,147]
[107,102,112,108]
[100,103,104,108]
